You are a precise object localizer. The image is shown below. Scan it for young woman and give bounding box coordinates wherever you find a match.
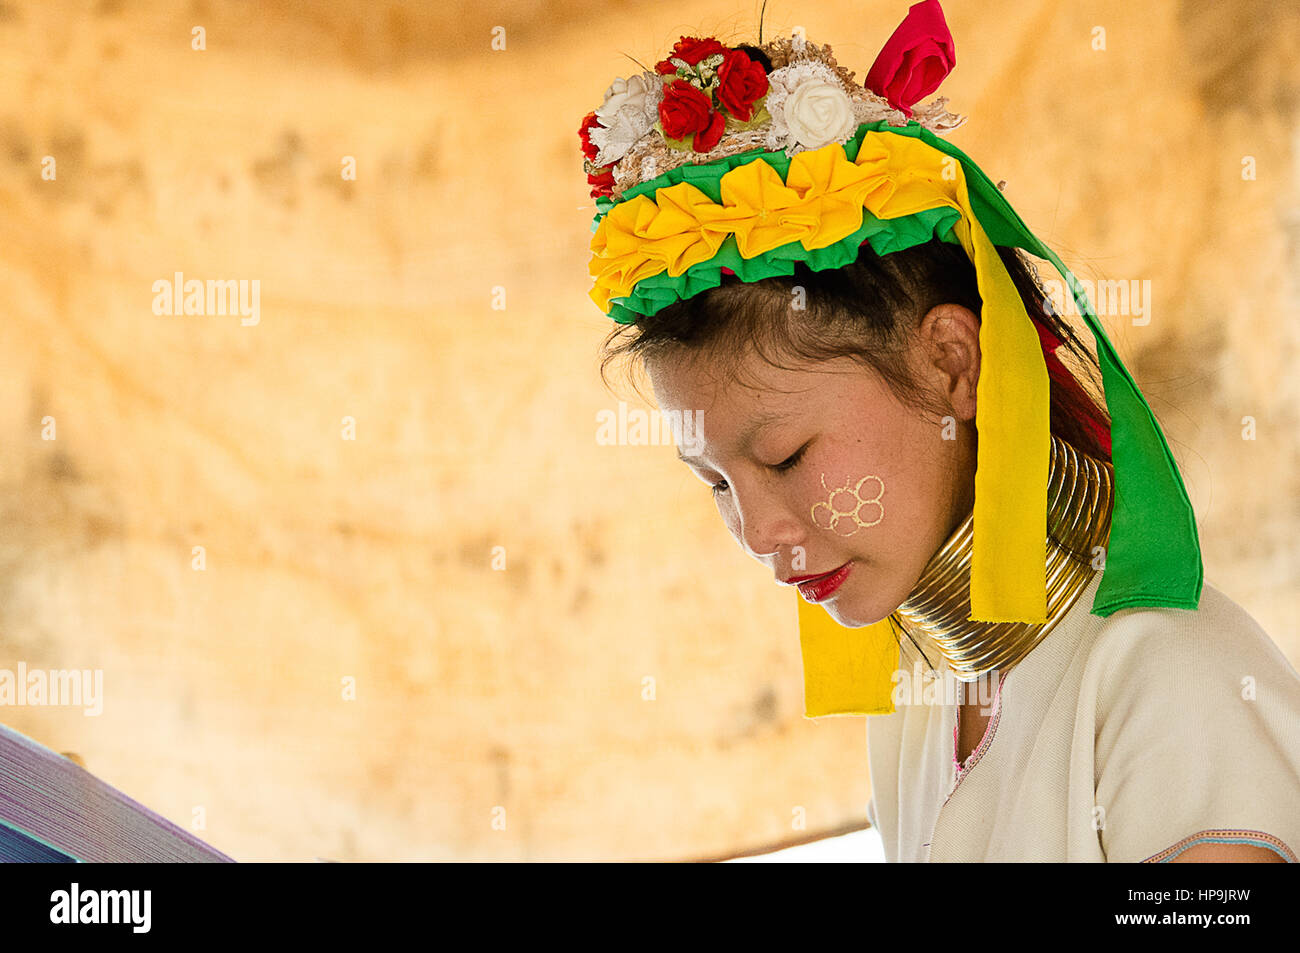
[579,3,1300,862]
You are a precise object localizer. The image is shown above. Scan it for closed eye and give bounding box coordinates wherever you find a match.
[772,442,809,473]
[710,442,808,497]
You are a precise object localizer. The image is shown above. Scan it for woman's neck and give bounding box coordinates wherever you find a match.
[891,433,1114,681]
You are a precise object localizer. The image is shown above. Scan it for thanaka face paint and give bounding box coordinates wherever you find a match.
[811,473,885,536]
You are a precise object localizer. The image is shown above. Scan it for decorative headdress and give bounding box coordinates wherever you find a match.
[579,0,1203,716]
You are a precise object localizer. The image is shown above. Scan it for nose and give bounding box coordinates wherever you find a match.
[726,477,804,562]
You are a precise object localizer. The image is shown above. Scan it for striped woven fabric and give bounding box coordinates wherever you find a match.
[0,722,235,862]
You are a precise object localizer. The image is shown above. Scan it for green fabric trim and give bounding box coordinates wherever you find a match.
[606,204,961,325]
[604,122,967,323]
[592,119,1204,620]
[891,124,1204,620]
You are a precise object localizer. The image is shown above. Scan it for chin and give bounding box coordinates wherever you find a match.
[819,573,908,628]
[818,593,892,629]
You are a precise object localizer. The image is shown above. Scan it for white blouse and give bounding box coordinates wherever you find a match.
[865,571,1300,862]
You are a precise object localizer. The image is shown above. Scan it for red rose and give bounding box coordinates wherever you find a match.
[694,109,725,152]
[716,49,768,121]
[655,35,727,73]
[658,79,715,140]
[578,111,601,162]
[863,0,956,117]
[587,164,615,199]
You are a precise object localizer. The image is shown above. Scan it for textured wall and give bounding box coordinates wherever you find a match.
[0,0,1295,861]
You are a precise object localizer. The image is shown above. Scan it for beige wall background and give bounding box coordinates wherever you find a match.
[0,0,1295,861]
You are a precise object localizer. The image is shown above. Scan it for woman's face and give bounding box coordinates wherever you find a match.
[647,303,982,628]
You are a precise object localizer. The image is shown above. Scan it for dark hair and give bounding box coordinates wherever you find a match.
[601,240,1110,457]
[597,239,1114,566]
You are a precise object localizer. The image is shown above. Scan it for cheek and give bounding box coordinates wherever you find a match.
[808,471,887,537]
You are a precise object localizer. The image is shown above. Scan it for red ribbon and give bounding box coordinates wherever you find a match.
[1029,312,1112,457]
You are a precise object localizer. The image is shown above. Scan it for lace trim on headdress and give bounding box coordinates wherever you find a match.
[607,37,965,201]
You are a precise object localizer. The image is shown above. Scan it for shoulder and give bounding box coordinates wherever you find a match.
[1081,580,1300,711]
[1073,581,1300,863]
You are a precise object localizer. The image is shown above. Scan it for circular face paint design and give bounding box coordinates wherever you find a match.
[811,473,885,536]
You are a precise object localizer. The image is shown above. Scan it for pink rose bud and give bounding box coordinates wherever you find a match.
[864,0,956,117]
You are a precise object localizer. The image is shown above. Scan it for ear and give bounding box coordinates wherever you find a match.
[918,303,980,422]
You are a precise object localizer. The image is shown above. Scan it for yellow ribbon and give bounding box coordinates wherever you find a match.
[590,132,1050,716]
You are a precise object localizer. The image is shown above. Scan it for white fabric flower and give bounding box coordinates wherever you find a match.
[764,62,859,154]
[783,80,854,149]
[589,72,663,166]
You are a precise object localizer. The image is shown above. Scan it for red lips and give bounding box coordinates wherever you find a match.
[795,562,853,602]
[785,565,844,585]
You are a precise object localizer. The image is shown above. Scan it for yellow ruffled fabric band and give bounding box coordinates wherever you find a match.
[590,132,1051,716]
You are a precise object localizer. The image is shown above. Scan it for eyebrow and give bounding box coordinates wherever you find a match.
[674,409,787,463]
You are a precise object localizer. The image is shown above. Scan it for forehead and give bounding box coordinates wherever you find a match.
[646,342,816,419]
[647,344,881,463]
